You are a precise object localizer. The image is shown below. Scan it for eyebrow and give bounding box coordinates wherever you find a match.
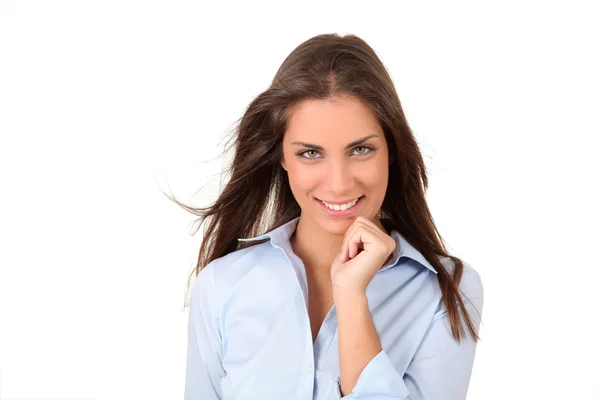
[291,134,379,151]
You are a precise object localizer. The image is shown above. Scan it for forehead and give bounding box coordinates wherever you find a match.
[285,95,383,142]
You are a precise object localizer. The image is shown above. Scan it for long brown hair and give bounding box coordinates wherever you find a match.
[163,33,480,343]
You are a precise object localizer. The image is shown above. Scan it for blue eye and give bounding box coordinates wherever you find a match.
[296,146,375,160]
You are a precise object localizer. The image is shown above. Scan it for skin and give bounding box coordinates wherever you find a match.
[280,94,391,274]
[280,94,396,395]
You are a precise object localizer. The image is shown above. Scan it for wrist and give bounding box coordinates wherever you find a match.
[333,289,368,308]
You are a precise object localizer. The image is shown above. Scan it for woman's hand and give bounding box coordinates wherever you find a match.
[330,216,396,295]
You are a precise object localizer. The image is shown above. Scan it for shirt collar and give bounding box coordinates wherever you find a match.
[238,216,437,274]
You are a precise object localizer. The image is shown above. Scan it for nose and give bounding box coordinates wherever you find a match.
[324,159,354,194]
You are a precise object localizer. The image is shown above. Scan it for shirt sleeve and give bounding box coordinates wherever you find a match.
[338,265,484,400]
[184,261,225,400]
[338,348,411,399]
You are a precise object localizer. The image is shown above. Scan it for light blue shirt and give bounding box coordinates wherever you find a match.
[184,216,484,399]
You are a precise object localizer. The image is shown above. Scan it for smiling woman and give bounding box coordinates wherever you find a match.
[281,96,390,231]
[163,32,484,400]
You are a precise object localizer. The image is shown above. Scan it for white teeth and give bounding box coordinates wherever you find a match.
[321,197,360,211]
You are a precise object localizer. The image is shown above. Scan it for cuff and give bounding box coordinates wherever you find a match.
[339,349,410,399]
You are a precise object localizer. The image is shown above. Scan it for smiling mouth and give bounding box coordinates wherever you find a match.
[317,195,364,212]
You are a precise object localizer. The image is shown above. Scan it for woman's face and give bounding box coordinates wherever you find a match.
[281,94,390,235]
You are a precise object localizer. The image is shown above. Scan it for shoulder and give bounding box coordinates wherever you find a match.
[439,255,483,293]
[438,255,484,310]
[191,240,277,301]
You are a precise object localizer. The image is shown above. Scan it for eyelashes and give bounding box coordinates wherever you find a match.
[295,145,376,160]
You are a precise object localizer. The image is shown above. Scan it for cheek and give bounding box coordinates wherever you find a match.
[357,162,388,187]
[287,168,319,197]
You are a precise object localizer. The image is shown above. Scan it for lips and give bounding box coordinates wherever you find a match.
[318,197,361,205]
[317,195,365,216]
[317,195,363,206]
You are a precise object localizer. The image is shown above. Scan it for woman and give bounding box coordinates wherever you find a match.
[172,33,484,399]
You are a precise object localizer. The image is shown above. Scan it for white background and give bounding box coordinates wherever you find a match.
[1,1,599,399]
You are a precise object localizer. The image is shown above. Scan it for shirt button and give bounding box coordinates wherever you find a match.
[307,365,313,373]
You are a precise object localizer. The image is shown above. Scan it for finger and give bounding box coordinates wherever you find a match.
[355,217,386,240]
[341,217,385,262]
[339,220,353,262]
[349,223,392,260]
[355,218,391,249]
[349,234,362,259]
[345,219,380,259]
[341,219,363,261]
[338,250,345,263]
[348,225,371,259]
[339,246,348,263]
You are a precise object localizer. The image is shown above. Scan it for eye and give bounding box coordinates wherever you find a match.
[353,145,374,155]
[295,146,375,160]
[296,149,321,159]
